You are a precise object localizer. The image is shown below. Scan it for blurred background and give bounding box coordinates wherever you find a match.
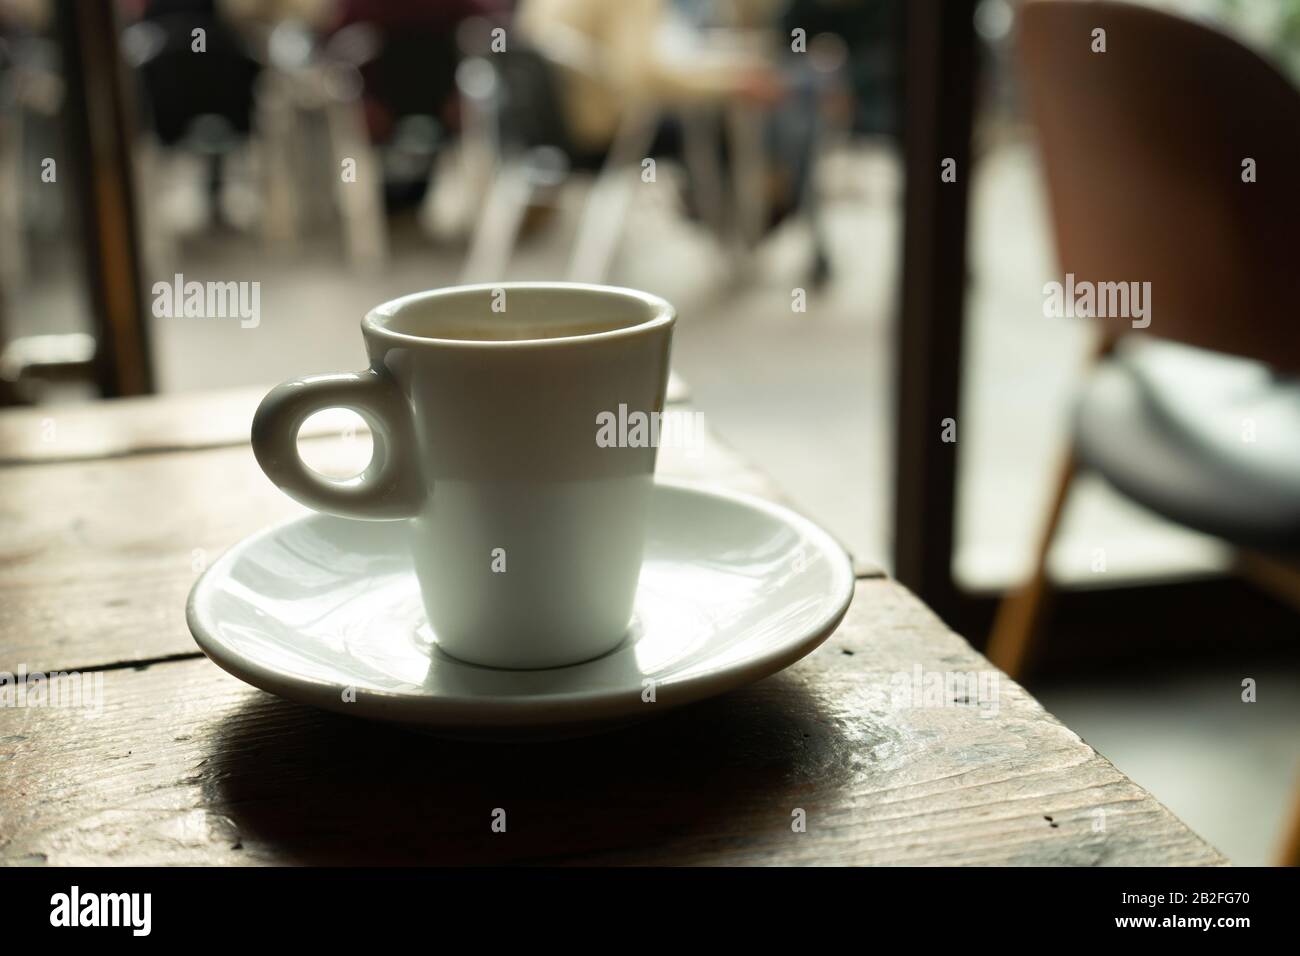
[1,0,1297,863]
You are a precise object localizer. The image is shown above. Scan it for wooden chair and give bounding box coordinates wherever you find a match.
[985,0,1300,864]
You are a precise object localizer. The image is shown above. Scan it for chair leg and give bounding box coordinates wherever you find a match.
[1279,778,1300,866]
[460,160,534,284]
[326,93,388,272]
[1235,549,1300,614]
[258,81,300,249]
[567,109,658,284]
[680,110,728,246]
[724,104,768,253]
[985,450,1078,680]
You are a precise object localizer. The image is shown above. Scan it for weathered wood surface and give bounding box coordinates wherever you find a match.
[0,387,273,466]
[0,393,871,674]
[0,578,1224,866]
[0,374,693,465]
[0,428,819,674]
[0,387,1221,865]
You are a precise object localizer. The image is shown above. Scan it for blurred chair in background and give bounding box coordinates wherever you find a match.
[254,16,390,270]
[324,0,501,210]
[257,0,498,269]
[458,0,844,286]
[125,0,262,250]
[454,26,595,283]
[985,0,1300,865]
[0,6,91,402]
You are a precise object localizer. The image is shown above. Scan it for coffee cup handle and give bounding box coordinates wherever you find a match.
[251,369,425,520]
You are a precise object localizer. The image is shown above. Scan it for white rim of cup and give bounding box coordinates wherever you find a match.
[362,282,676,350]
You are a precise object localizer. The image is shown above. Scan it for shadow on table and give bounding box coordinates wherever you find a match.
[206,673,859,864]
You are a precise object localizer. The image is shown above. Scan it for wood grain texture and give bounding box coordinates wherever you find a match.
[0,387,272,465]
[0,374,693,465]
[0,579,1223,866]
[0,387,1212,865]
[1,417,864,675]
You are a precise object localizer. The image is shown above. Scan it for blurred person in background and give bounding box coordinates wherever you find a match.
[517,0,785,155]
[517,0,830,235]
[779,0,903,138]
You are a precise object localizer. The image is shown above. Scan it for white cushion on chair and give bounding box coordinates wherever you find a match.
[1074,340,1300,555]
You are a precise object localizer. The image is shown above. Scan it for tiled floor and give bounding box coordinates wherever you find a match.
[11,137,1296,863]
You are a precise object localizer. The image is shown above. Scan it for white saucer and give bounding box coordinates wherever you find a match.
[187,480,855,739]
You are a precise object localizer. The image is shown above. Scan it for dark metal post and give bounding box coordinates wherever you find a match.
[56,0,153,397]
[892,0,979,621]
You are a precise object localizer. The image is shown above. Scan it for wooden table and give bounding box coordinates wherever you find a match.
[0,387,1224,865]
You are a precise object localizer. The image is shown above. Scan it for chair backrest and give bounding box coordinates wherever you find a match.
[134,13,261,145]
[1019,0,1300,371]
[487,46,575,156]
[362,31,459,126]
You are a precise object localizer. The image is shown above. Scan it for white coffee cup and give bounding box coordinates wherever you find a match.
[251,283,675,669]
